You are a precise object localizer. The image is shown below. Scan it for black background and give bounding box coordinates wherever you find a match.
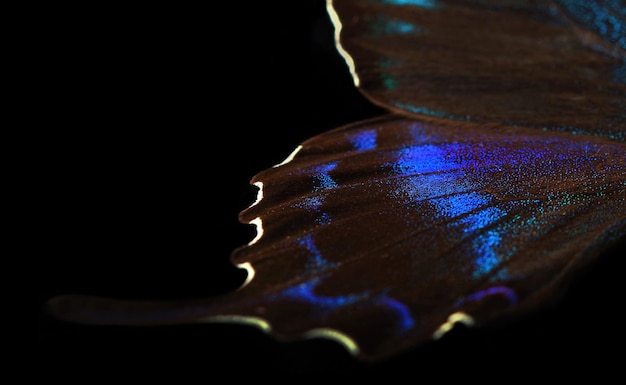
[39,0,624,380]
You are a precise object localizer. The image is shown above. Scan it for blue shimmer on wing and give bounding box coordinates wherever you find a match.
[280,277,369,310]
[555,0,625,50]
[459,207,507,233]
[347,129,378,152]
[369,0,438,9]
[292,162,338,224]
[472,230,503,279]
[277,277,416,330]
[299,234,337,274]
[296,196,324,211]
[390,144,459,175]
[407,121,442,144]
[382,73,398,91]
[431,192,491,218]
[393,102,471,121]
[315,212,333,225]
[383,298,416,331]
[313,162,339,191]
[369,16,420,36]
[387,142,514,279]
[379,59,400,91]
[293,197,332,225]
[456,286,519,307]
[391,173,473,204]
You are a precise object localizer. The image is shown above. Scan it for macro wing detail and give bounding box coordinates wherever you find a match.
[45,1,626,362]
[213,114,625,360]
[329,0,625,139]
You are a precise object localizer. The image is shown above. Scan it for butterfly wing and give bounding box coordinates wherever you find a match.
[46,0,626,362]
[328,0,625,139]
[49,114,626,361]
[226,114,625,360]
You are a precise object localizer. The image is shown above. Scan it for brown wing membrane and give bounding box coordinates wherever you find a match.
[329,0,625,139]
[47,114,626,361]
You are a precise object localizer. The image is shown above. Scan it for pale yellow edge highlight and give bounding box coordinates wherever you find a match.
[200,314,361,356]
[274,145,303,168]
[326,0,360,87]
[432,311,475,340]
[222,84,365,355]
